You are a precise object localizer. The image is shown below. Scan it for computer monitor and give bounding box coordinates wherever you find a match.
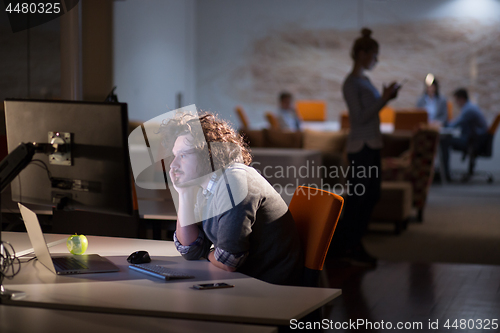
[3,99,133,216]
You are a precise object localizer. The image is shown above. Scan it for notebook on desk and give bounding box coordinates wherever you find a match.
[19,203,119,275]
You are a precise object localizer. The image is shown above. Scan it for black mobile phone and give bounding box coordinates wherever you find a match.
[193,282,234,290]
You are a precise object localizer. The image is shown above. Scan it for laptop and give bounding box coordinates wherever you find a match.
[19,203,120,275]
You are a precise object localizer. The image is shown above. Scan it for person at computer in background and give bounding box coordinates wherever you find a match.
[278,91,301,131]
[440,88,488,181]
[161,112,303,286]
[416,75,448,125]
[331,28,400,266]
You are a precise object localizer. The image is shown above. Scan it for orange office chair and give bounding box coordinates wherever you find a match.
[264,112,281,130]
[394,109,428,131]
[235,106,250,130]
[447,100,454,123]
[379,106,395,124]
[296,100,327,122]
[288,186,344,287]
[340,106,394,129]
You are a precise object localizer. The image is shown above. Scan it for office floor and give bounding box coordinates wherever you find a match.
[323,260,500,332]
[365,178,500,265]
[321,176,500,332]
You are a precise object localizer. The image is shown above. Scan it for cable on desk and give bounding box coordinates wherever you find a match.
[0,241,22,285]
[19,256,37,264]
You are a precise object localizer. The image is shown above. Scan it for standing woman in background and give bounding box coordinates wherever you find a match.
[332,28,400,266]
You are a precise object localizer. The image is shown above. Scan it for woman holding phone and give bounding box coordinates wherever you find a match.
[332,28,400,266]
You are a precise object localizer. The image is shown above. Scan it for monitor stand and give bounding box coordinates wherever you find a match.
[0,279,26,301]
[0,188,26,301]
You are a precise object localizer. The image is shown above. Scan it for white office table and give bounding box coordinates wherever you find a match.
[2,232,341,326]
[0,304,277,333]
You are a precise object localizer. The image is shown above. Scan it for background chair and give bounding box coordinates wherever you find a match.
[236,107,266,147]
[340,106,394,129]
[447,100,454,123]
[394,109,428,131]
[296,100,326,122]
[235,106,250,130]
[264,112,281,130]
[379,106,395,124]
[459,113,500,183]
[288,186,344,287]
[381,127,439,222]
[339,113,350,129]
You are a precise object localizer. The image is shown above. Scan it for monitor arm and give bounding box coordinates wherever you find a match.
[0,142,65,193]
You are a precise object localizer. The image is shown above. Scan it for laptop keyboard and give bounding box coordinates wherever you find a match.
[53,257,89,270]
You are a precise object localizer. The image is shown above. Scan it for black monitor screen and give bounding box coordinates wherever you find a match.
[4,99,133,216]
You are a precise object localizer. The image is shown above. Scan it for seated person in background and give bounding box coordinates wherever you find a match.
[416,74,448,125]
[440,88,488,181]
[278,91,301,131]
[161,112,303,286]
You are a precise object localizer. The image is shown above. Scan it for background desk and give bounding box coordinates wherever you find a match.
[3,232,341,326]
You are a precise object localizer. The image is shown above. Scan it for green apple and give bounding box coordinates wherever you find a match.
[66,234,88,255]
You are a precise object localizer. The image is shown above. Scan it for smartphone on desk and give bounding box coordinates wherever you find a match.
[193,282,234,290]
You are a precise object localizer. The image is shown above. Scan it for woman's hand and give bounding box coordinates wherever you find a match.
[382,82,400,102]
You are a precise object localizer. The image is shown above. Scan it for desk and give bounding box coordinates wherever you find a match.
[0,304,277,333]
[138,199,177,239]
[301,120,396,133]
[138,199,177,220]
[3,232,341,326]
[251,148,322,204]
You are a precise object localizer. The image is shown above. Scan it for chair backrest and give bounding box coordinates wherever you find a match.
[288,186,344,271]
[235,106,250,130]
[340,113,350,129]
[408,128,439,209]
[394,109,428,131]
[477,113,500,157]
[340,106,394,129]
[265,112,281,130]
[131,180,139,211]
[296,100,326,122]
[447,100,454,122]
[379,106,395,124]
[489,113,500,135]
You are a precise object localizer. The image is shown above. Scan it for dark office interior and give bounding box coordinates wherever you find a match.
[1,1,500,332]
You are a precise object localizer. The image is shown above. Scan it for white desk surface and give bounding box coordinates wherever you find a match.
[3,232,341,326]
[0,304,277,333]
